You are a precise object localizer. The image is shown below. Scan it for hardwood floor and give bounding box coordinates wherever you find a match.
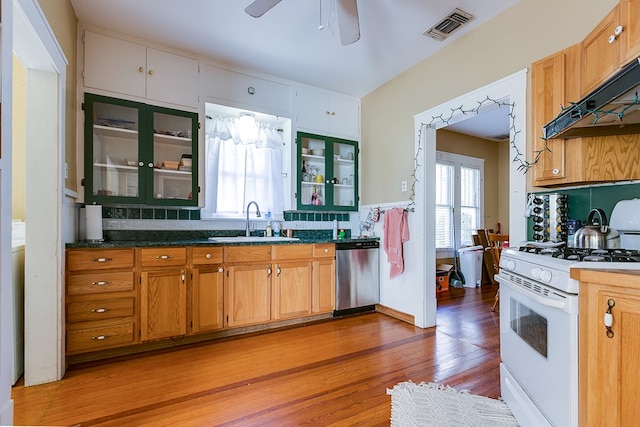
[12,284,500,426]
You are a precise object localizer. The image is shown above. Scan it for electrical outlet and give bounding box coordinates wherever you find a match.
[401,180,407,192]
[65,163,69,179]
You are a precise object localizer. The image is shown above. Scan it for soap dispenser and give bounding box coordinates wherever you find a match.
[265,210,273,237]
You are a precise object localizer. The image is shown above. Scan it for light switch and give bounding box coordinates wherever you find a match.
[401,180,407,192]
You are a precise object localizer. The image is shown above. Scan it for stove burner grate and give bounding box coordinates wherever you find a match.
[519,245,640,262]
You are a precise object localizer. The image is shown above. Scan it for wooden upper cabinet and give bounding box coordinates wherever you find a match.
[620,0,640,65]
[581,6,620,95]
[531,45,580,186]
[581,1,640,96]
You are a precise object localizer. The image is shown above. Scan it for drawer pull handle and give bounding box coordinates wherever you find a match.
[156,255,174,260]
[324,248,329,253]
[206,253,212,259]
[92,257,113,263]
[91,308,110,313]
[92,335,110,341]
[218,267,224,273]
[91,281,111,286]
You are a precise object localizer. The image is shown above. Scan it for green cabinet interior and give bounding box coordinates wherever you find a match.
[296,132,358,211]
[83,93,198,206]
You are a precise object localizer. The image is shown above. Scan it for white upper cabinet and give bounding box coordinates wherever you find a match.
[295,88,360,139]
[204,65,292,116]
[83,31,199,109]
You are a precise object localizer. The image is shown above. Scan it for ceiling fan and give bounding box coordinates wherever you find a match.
[245,0,360,46]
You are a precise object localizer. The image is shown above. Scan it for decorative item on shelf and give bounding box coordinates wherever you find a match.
[347,152,354,160]
[162,160,179,170]
[301,147,309,155]
[332,177,339,184]
[315,174,324,183]
[311,148,324,156]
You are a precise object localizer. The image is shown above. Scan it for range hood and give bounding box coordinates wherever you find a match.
[543,57,640,139]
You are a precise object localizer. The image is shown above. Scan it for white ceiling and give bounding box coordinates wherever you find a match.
[70,0,517,140]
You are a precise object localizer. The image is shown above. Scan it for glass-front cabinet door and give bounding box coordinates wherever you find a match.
[297,132,358,211]
[84,93,198,206]
[150,109,197,203]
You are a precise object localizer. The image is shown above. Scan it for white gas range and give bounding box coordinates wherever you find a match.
[497,199,640,427]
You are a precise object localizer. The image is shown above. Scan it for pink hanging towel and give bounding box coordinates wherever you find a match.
[383,208,409,278]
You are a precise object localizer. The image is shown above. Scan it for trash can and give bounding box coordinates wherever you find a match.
[457,245,484,288]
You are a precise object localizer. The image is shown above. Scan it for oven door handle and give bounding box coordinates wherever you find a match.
[496,274,567,309]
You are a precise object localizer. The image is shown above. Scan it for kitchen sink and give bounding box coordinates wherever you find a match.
[207,236,300,243]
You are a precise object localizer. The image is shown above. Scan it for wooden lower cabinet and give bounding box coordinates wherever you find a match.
[272,260,312,320]
[312,244,336,314]
[66,243,337,357]
[192,266,225,333]
[191,247,225,334]
[572,268,640,426]
[139,247,187,341]
[140,267,187,341]
[313,258,335,313]
[225,263,272,327]
[65,248,137,355]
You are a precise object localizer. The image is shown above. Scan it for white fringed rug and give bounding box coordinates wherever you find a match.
[387,381,519,427]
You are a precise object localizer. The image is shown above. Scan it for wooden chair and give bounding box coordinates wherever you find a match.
[487,233,509,312]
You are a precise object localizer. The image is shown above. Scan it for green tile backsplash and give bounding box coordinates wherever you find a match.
[529,182,640,240]
[102,207,347,222]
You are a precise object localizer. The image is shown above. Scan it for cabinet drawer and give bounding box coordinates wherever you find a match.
[66,321,135,354]
[67,249,134,271]
[225,245,272,263]
[313,244,335,258]
[67,271,134,295]
[140,247,187,267]
[192,247,224,265]
[67,298,135,323]
[272,244,313,260]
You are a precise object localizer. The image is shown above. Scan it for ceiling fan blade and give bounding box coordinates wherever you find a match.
[245,0,282,18]
[336,0,360,45]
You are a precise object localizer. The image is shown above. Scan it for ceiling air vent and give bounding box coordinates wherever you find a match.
[423,8,474,41]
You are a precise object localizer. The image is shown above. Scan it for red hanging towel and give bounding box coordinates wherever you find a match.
[383,208,410,278]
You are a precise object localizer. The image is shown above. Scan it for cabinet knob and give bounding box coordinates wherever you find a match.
[324,248,329,253]
[552,168,560,175]
[148,162,154,168]
[138,161,144,167]
[148,69,154,75]
[609,34,617,44]
[91,308,110,313]
[325,111,331,115]
[331,111,336,116]
[218,267,224,273]
[92,335,110,341]
[615,25,624,36]
[205,253,212,259]
[138,67,144,73]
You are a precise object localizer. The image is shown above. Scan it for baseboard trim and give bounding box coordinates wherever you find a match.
[375,304,415,325]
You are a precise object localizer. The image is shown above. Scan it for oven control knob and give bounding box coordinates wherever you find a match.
[531,267,541,279]
[540,269,552,283]
[504,259,516,271]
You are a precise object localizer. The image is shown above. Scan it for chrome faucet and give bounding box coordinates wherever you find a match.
[245,201,261,236]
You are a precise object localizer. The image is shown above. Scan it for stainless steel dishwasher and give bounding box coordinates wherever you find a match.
[334,240,380,316]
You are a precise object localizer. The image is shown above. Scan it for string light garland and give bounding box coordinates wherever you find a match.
[417,96,541,174]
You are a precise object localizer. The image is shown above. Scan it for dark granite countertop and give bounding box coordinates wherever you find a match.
[66,230,378,249]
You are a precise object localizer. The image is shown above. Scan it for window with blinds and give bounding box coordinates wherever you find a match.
[435,151,484,253]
